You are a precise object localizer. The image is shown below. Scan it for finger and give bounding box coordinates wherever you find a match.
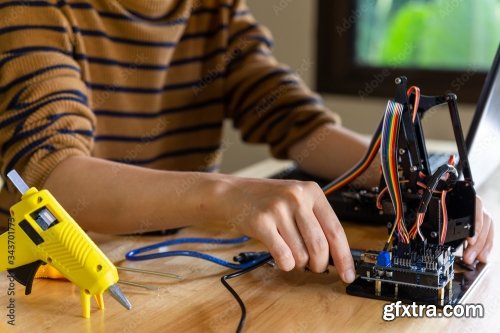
[275,210,310,271]
[313,194,355,283]
[295,206,329,273]
[255,218,295,271]
[477,217,494,263]
[464,213,491,264]
[468,196,484,246]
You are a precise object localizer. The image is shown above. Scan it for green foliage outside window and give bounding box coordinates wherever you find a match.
[356,0,500,70]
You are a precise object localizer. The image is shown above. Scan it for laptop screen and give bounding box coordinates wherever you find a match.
[466,44,500,188]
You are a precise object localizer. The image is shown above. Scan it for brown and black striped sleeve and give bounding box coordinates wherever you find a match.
[224,0,339,159]
[0,0,340,198]
[0,4,95,190]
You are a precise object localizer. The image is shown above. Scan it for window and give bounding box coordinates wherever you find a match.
[317,0,500,103]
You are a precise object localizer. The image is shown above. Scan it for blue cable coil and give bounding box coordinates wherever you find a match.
[125,236,270,270]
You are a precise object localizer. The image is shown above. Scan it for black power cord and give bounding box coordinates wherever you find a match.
[220,253,273,333]
[222,249,361,332]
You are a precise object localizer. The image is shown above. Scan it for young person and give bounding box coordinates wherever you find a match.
[0,0,492,283]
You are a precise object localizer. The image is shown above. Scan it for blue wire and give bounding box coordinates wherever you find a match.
[125,236,269,270]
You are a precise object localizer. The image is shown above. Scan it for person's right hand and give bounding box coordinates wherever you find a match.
[209,176,356,283]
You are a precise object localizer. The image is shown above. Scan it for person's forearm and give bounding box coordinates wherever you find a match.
[41,155,356,280]
[289,123,378,185]
[43,156,228,234]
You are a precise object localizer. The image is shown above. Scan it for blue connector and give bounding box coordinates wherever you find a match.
[377,250,391,267]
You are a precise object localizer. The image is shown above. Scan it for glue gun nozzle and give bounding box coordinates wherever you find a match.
[107,284,132,310]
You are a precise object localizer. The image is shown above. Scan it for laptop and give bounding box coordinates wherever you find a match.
[460,43,500,187]
[273,43,500,220]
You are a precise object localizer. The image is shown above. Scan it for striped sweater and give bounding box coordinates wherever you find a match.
[0,0,338,221]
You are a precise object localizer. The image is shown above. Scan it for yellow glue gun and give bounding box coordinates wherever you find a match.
[0,170,131,318]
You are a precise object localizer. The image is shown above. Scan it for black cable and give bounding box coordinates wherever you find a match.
[417,164,458,214]
[220,253,273,333]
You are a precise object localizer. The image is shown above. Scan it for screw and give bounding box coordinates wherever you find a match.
[430,232,438,238]
[395,77,402,84]
[399,148,406,155]
[410,166,418,172]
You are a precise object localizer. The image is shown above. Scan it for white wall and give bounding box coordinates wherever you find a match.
[220,0,476,173]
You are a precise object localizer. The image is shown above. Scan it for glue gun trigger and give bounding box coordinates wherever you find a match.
[7,260,45,295]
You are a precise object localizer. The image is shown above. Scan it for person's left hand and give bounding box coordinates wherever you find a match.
[463,196,494,264]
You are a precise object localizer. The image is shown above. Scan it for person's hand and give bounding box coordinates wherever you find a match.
[215,177,355,283]
[463,196,494,264]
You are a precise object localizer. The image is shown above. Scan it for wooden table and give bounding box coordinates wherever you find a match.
[1,157,499,333]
